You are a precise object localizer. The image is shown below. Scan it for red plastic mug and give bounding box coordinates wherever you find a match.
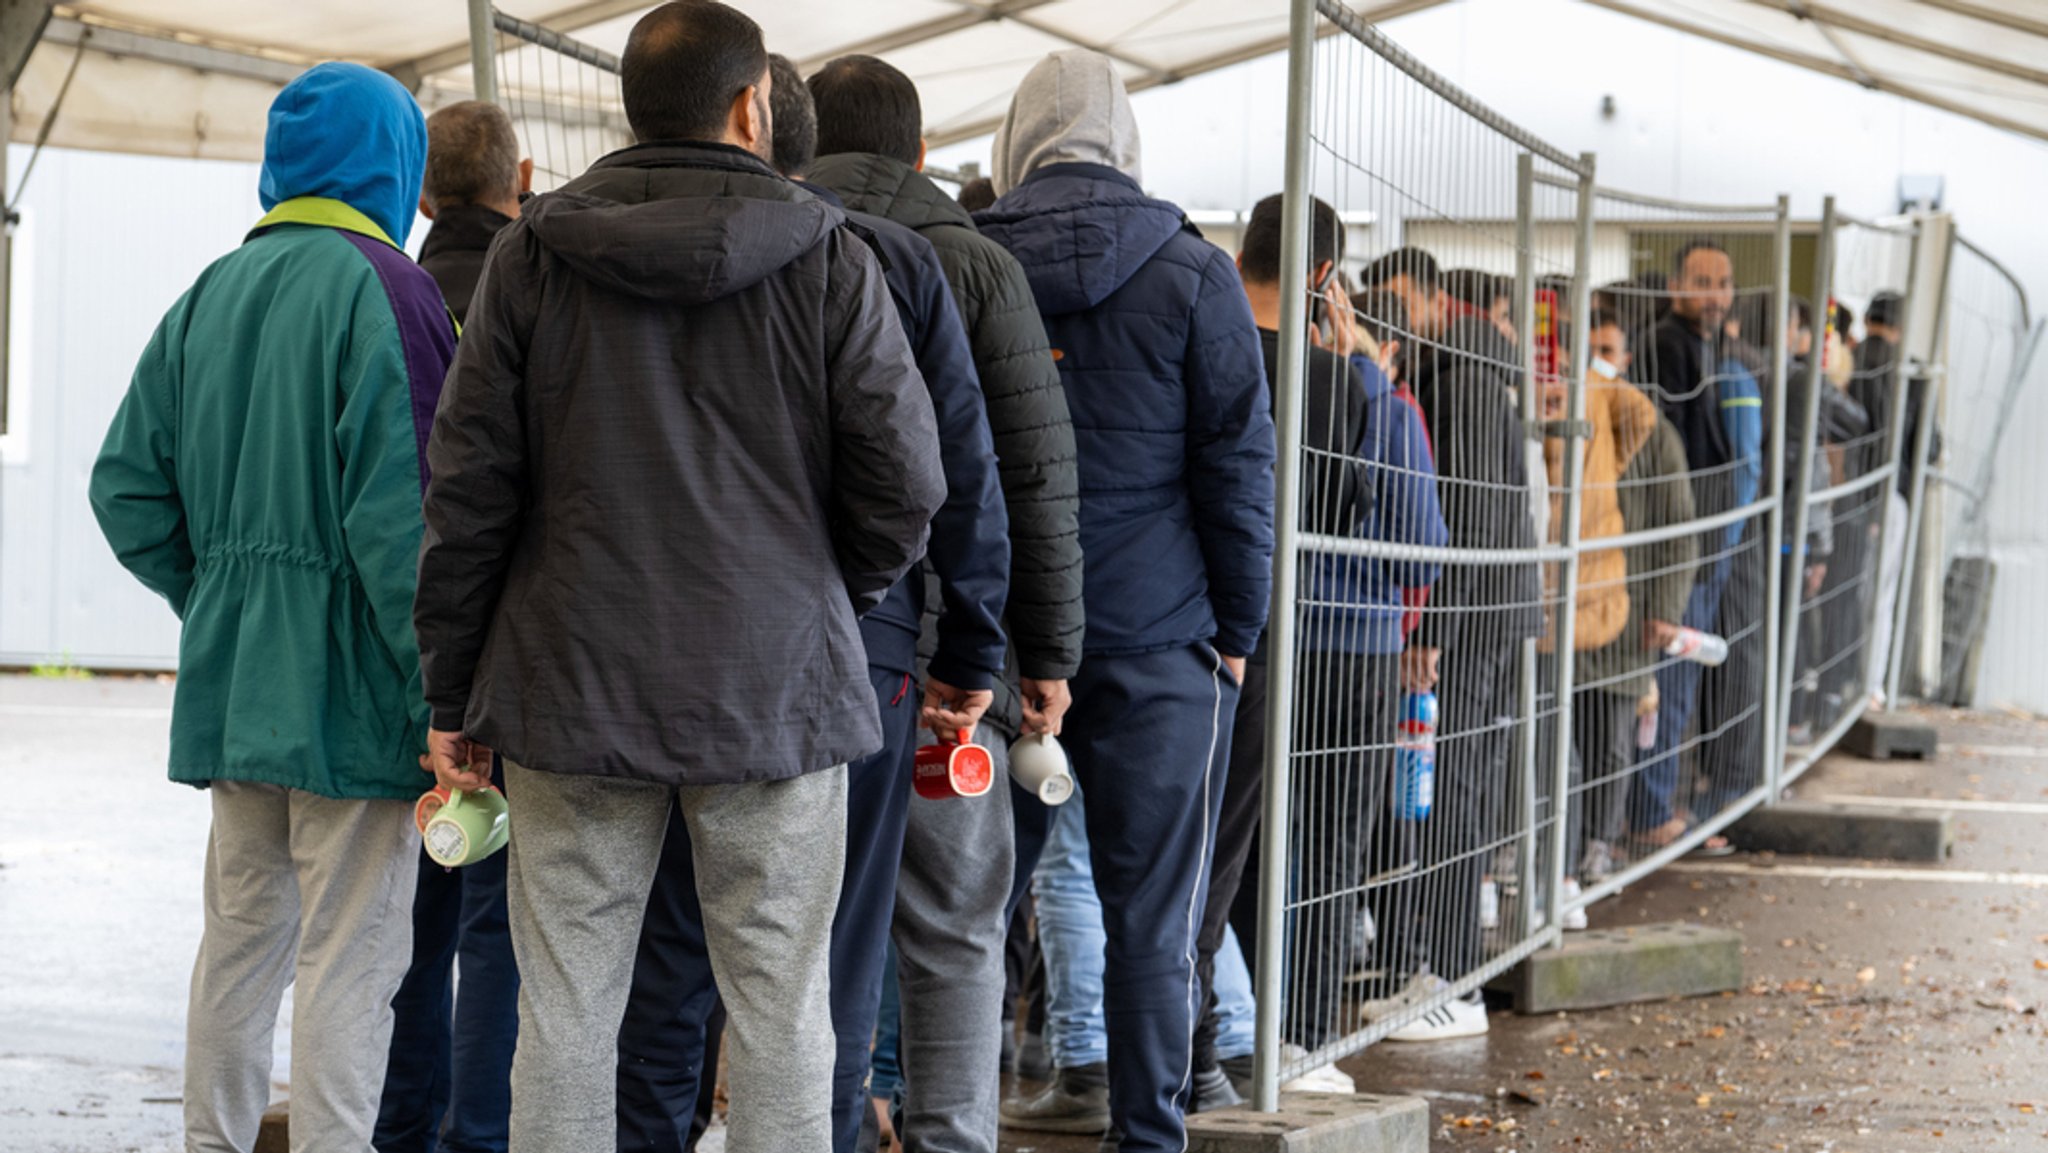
[914,729,995,800]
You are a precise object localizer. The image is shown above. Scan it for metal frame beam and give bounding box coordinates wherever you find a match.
[39,15,306,86]
[1740,0,2048,90]
[1581,0,2048,145]
[0,0,51,90]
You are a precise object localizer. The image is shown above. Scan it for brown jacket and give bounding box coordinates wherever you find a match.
[1542,373,1659,652]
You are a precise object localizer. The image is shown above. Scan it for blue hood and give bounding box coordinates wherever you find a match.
[975,164,1187,316]
[259,62,427,247]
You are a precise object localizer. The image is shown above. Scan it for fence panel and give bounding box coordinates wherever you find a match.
[1554,187,1788,908]
[485,9,629,192]
[1916,239,2037,705]
[1260,0,1596,1090]
[1779,213,1919,785]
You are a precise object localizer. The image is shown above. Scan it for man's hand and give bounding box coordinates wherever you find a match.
[1401,646,1440,693]
[1019,677,1071,737]
[1220,654,1248,688]
[922,677,994,741]
[1806,563,1827,597]
[1307,276,1359,360]
[1643,618,1681,652]
[424,728,494,792]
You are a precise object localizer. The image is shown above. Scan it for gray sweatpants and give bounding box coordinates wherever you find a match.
[891,736,1015,1153]
[501,760,847,1153]
[185,781,418,1153]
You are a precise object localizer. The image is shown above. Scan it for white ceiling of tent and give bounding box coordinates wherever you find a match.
[11,0,2048,164]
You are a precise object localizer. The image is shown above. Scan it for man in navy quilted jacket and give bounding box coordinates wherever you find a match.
[976,49,1277,1153]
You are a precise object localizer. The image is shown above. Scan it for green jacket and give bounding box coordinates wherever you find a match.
[90,199,457,799]
[1579,411,1699,700]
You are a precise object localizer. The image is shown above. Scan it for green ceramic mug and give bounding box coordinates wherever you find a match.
[421,785,510,867]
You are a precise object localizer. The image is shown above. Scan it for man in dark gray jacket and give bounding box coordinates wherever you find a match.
[412,5,944,1151]
[806,54,1083,1153]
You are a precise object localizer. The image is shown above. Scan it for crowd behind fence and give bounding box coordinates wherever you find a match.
[474,0,2039,1121]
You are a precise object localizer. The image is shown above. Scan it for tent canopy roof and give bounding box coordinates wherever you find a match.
[12,0,2048,163]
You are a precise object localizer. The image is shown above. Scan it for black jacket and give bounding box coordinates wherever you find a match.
[809,152,1084,682]
[794,180,1010,691]
[1851,336,1940,496]
[1405,315,1541,649]
[417,202,513,325]
[414,143,945,785]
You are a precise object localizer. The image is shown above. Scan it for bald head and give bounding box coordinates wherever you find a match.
[423,100,526,216]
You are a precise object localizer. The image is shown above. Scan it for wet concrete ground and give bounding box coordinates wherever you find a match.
[4,675,2043,1152]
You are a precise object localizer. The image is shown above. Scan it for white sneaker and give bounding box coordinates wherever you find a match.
[1360,972,1447,1022]
[1561,878,1589,932]
[1386,993,1490,1042]
[1278,1043,1356,1093]
[1479,880,1500,930]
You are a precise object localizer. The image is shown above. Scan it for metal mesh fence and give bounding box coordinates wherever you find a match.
[488,9,629,192]
[1257,0,1593,1080]
[1918,239,2037,705]
[1779,213,1919,785]
[1554,188,1786,907]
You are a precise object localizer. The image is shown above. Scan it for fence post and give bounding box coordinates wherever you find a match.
[1762,195,1791,801]
[1774,197,1834,780]
[468,0,499,105]
[1884,218,1956,708]
[1512,153,1543,942]
[1250,0,1317,1114]
[1545,153,1596,934]
[1861,221,1924,708]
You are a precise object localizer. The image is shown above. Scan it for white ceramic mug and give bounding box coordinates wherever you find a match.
[1009,732,1074,806]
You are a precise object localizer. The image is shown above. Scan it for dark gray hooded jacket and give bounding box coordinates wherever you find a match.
[415,142,945,785]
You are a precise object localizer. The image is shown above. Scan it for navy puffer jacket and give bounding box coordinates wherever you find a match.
[977,163,1275,658]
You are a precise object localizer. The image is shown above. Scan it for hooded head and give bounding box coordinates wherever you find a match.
[992,49,1141,195]
[259,62,427,247]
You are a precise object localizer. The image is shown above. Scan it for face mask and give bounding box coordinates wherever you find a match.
[1591,356,1621,379]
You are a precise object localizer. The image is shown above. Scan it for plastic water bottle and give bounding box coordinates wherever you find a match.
[1664,627,1730,667]
[1394,691,1437,821]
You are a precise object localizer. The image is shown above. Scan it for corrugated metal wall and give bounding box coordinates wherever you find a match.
[0,146,261,669]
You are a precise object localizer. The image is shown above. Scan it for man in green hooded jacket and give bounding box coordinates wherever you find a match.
[89,62,455,1152]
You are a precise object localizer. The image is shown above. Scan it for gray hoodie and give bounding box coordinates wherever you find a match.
[992,49,1143,194]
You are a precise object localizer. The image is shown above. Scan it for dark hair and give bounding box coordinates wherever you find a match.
[423,101,521,212]
[1833,300,1855,335]
[1239,193,1341,284]
[1353,289,1410,348]
[1360,246,1441,292]
[1672,237,1730,277]
[1788,294,1813,332]
[620,1,767,145]
[765,54,816,175]
[1444,268,1513,310]
[956,176,996,213]
[1588,307,1626,334]
[808,54,923,166]
[1866,290,1903,329]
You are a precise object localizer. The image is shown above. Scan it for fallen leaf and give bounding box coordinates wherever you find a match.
[1525,1070,1546,1080]
[1696,1094,1714,1107]
[1593,1068,1616,1082]
[1858,967,1878,983]
[1703,1026,1727,1040]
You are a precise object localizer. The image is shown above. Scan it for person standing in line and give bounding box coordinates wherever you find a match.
[1628,240,1763,850]
[611,54,1011,1153]
[976,49,1276,1153]
[412,5,947,1152]
[374,99,531,1153]
[1853,290,1935,705]
[1357,246,1539,1035]
[806,53,1086,1153]
[1195,196,1445,1079]
[89,62,453,1153]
